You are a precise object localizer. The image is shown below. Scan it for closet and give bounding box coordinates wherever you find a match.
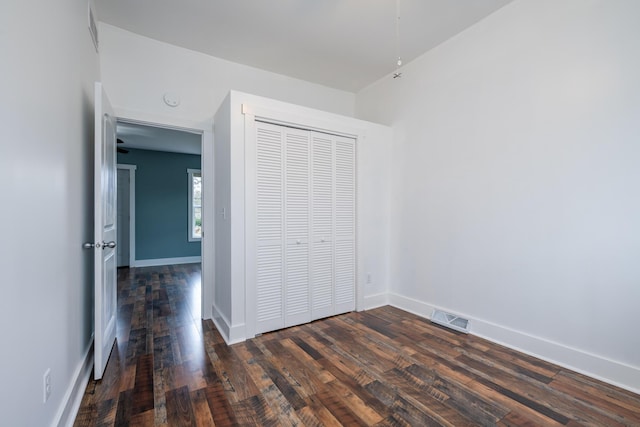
[253,122,355,335]
[213,91,391,344]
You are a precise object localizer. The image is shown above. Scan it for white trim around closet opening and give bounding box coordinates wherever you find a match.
[244,111,258,339]
[242,103,366,339]
[243,104,364,140]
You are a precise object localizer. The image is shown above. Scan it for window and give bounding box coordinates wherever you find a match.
[188,169,202,241]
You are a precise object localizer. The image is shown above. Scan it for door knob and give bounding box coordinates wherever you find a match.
[83,242,98,249]
[102,241,117,249]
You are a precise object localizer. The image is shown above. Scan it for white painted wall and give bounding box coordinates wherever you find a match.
[356,0,640,392]
[99,23,356,125]
[0,0,99,425]
[213,93,233,332]
[213,91,392,343]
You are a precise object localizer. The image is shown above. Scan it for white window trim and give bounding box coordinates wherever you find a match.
[187,168,202,242]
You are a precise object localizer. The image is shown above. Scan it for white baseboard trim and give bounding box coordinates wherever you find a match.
[387,292,640,395]
[363,292,389,310]
[212,304,246,345]
[132,256,201,268]
[54,335,94,427]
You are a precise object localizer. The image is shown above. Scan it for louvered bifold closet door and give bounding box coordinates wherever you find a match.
[310,133,334,320]
[255,124,285,334]
[284,129,312,327]
[334,135,356,313]
[253,122,355,336]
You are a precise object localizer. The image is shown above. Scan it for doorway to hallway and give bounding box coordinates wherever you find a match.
[115,122,203,269]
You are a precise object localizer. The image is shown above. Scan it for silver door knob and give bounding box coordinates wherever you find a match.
[102,241,117,249]
[83,242,97,249]
[296,239,301,244]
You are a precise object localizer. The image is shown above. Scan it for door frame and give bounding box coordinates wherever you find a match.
[115,114,214,320]
[116,164,137,267]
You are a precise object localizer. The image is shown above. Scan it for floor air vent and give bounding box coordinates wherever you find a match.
[431,310,470,333]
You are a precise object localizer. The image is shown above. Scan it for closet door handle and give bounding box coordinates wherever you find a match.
[296,239,301,245]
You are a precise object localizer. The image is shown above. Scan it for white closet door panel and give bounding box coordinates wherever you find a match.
[311,133,334,319]
[255,123,285,333]
[256,244,284,333]
[334,136,355,314]
[311,134,333,238]
[257,126,283,242]
[285,242,310,326]
[311,240,333,320]
[334,138,355,239]
[334,239,355,312]
[284,128,311,326]
[285,130,310,240]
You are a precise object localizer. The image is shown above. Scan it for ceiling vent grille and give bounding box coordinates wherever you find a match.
[431,309,470,334]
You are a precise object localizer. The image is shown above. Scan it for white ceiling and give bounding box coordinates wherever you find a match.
[96,0,513,92]
[117,122,201,155]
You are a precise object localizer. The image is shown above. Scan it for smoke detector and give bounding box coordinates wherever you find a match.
[163,92,180,107]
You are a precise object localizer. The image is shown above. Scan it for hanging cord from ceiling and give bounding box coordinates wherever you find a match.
[393,0,403,79]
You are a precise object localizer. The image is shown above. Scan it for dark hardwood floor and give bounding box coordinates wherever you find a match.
[74,264,640,426]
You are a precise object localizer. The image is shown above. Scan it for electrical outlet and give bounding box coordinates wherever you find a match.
[43,369,51,403]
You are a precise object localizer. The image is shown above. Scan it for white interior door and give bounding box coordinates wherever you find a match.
[93,82,118,380]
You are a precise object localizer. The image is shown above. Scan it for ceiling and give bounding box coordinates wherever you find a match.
[117,122,201,155]
[96,0,513,92]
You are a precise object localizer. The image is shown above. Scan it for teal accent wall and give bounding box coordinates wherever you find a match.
[118,148,201,260]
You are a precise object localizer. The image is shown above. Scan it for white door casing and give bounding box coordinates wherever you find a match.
[93,82,118,380]
[112,118,210,319]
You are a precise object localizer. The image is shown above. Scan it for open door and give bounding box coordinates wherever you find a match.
[91,82,118,380]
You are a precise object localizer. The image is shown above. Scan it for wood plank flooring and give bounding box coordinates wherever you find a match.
[74,264,640,426]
